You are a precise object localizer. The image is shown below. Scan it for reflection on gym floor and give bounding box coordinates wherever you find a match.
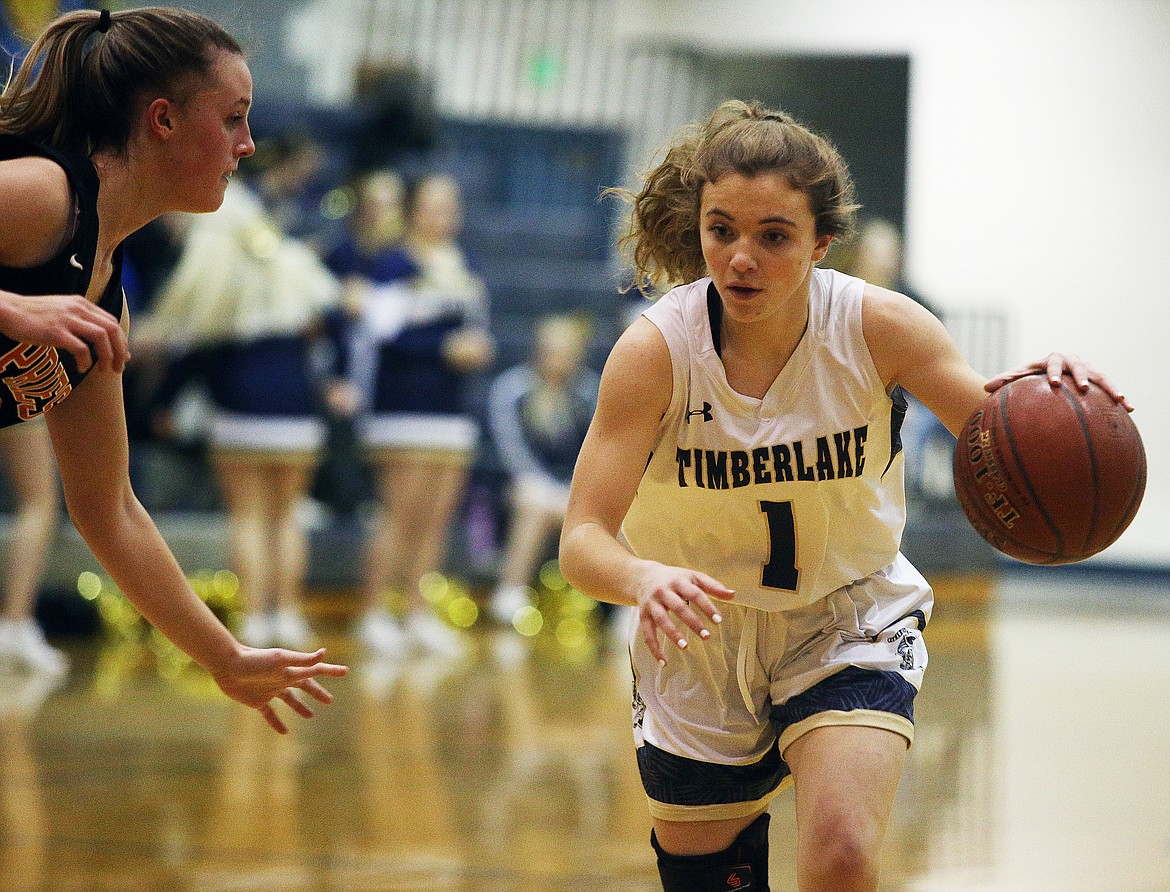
[1,571,1168,891]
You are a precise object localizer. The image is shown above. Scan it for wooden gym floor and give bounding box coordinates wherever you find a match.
[1,570,1168,892]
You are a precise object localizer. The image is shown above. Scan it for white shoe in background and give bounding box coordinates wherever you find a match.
[488,584,532,626]
[273,609,312,650]
[0,618,69,677]
[405,611,467,659]
[356,609,406,658]
[0,667,66,716]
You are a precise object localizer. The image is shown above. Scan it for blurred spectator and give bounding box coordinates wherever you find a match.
[136,182,341,649]
[347,61,438,176]
[330,173,494,659]
[315,169,413,521]
[0,420,65,676]
[485,314,598,625]
[325,169,412,290]
[834,216,935,311]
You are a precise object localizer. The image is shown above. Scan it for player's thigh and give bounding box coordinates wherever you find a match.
[652,810,767,857]
[783,723,907,843]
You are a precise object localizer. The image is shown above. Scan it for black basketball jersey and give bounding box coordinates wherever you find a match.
[0,133,125,428]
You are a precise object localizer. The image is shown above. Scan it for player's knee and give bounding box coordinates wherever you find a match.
[651,813,770,891]
[799,812,882,890]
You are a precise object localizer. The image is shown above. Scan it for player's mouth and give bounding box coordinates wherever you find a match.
[725,282,762,300]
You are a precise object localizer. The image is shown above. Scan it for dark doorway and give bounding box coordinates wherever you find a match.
[705,54,911,229]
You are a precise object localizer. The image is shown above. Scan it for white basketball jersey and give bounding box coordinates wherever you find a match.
[621,268,910,612]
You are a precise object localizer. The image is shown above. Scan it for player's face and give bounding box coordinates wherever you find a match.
[699,171,832,326]
[165,51,255,213]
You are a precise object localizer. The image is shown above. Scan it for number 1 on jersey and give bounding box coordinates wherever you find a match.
[759,500,799,591]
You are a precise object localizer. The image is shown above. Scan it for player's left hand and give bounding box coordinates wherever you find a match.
[985,352,1133,411]
[210,646,349,734]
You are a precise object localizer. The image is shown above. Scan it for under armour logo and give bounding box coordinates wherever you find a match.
[686,401,713,423]
[69,254,83,270]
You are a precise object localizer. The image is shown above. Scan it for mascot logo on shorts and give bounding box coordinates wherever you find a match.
[897,634,917,671]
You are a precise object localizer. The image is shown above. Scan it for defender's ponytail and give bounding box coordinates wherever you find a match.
[0,7,241,155]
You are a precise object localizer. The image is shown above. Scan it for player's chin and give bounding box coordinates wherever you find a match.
[187,185,229,214]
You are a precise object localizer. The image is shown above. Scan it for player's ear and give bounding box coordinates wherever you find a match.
[813,234,833,263]
[146,98,176,138]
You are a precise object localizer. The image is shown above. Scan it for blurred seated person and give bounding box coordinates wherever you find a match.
[486,314,598,625]
[834,215,935,312]
[836,217,951,501]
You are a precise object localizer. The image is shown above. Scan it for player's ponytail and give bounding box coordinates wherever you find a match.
[0,7,242,156]
[605,136,708,293]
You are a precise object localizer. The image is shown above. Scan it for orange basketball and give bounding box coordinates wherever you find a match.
[952,373,1146,564]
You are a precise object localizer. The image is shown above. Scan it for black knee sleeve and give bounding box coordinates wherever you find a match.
[651,812,770,891]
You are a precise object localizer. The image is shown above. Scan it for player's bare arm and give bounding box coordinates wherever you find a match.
[560,317,732,664]
[0,157,130,373]
[861,284,988,437]
[43,358,346,732]
[0,156,73,266]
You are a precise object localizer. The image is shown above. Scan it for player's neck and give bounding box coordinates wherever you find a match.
[92,153,162,247]
[719,305,809,400]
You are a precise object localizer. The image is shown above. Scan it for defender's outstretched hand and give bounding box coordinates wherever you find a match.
[985,352,1133,411]
[211,646,349,734]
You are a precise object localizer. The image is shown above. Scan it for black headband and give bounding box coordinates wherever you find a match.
[98,9,111,33]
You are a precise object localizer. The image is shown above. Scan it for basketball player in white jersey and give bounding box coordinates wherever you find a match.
[559,101,1130,892]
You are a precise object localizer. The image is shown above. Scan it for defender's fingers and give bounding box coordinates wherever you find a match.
[297,677,335,705]
[284,661,349,682]
[62,334,94,373]
[279,689,315,720]
[259,703,289,735]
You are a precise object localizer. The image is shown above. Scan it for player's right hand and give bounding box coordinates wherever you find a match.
[632,563,734,666]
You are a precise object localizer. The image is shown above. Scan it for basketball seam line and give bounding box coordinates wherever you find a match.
[1058,381,1101,557]
[998,384,1064,561]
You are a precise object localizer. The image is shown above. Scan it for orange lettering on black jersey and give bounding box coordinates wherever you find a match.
[0,343,74,421]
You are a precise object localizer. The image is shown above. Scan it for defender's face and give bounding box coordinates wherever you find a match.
[167,51,255,213]
[699,171,832,326]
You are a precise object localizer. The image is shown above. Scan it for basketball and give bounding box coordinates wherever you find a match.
[952,373,1146,564]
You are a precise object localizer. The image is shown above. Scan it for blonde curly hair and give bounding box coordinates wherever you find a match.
[608,100,860,294]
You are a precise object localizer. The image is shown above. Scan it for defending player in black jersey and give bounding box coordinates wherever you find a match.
[0,7,346,733]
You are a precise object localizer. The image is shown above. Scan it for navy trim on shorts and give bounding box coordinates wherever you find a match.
[637,740,789,807]
[770,665,916,735]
